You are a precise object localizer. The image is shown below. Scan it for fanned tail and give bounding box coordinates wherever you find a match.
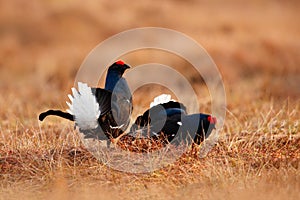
[150,94,175,108]
[67,82,101,130]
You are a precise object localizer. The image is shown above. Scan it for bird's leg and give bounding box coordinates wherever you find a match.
[110,131,128,146]
[106,139,111,148]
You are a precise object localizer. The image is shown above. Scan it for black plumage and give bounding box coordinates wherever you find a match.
[39,61,216,152]
[129,100,216,145]
[39,61,131,142]
[104,60,132,132]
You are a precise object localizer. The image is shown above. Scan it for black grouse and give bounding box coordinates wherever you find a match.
[129,94,217,145]
[39,61,132,141]
[39,62,216,151]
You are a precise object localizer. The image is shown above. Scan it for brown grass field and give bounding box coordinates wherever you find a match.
[0,0,300,199]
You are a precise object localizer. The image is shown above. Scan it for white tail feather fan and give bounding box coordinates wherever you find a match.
[66,82,100,130]
[150,94,176,108]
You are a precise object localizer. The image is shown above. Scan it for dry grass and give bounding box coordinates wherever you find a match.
[0,0,300,199]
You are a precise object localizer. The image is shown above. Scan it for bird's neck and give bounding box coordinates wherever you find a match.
[105,70,122,92]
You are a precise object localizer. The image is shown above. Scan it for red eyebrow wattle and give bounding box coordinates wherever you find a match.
[208,116,217,124]
[115,60,125,65]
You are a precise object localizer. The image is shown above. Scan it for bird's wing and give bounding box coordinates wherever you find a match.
[91,88,112,115]
[130,95,187,135]
[114,77,132,101]
[110,77,133,130]
[135,100,187,127]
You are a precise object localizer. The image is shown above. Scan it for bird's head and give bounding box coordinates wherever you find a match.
[203,115,217,137]
[108,60,130,76]
[204,115,217,129]
[199,114,217,136]
[207,116,217,126]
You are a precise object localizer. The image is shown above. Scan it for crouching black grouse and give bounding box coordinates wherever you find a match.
[39,61,132,142]
[129,94,217,145]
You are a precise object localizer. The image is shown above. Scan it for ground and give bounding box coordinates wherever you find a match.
[0,0,299,199]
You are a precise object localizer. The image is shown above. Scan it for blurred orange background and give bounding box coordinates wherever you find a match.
[0,0,299,118]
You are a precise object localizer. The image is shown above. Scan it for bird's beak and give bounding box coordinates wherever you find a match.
[124,64,130,70]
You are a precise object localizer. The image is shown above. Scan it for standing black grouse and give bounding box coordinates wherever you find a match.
[39,61,132,141]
